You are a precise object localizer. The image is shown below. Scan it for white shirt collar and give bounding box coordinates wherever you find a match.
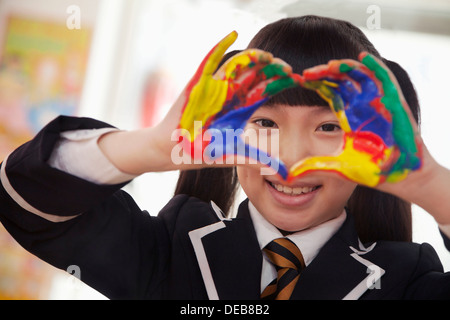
[248,201,346,266]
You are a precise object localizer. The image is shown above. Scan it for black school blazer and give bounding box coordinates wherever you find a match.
[1,116,450,300]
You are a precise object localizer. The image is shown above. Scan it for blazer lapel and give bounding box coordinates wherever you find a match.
[189,199,262,300]
[291,213,385,300]
[342,244,385,300]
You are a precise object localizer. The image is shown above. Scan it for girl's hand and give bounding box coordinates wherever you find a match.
[167,31,301,171]
[289,53,450,224]
[289,52,422,187]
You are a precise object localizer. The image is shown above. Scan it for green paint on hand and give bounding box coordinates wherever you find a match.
[339,63,353,73]
[264,77,296,96]
[261,64,288,78]
[361,54,420,172]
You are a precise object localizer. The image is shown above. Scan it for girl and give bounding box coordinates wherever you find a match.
[1,15,450,300]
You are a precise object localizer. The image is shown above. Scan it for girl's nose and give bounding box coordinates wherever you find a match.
[278,130,313,169]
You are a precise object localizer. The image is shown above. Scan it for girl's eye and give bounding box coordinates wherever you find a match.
[317,123,341,132]
[255,119,277,128]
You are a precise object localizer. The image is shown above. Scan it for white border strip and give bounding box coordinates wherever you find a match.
[342,248,385,300]
[1,155,78,223]
[188,221,226,300]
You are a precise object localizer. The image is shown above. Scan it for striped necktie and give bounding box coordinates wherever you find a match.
[261,237,305,300]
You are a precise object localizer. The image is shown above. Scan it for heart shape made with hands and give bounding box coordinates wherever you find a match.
[175,31,422,187]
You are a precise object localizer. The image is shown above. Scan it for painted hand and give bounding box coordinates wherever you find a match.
[290,52,422,186]
[177,31,301,175]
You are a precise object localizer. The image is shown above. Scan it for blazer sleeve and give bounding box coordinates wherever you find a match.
[402,241,450,299]
[441,229,450,253]
[0,116,170,299]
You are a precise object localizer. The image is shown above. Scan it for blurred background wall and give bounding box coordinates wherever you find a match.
[0,0,449,299]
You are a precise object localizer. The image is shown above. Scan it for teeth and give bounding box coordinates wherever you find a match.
[270,182,317,195]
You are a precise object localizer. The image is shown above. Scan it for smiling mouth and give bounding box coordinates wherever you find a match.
[266,180,322,196]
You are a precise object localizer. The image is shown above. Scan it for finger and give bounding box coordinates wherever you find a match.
[304,59,379,99]
[244,75,301,105]
[198,127,290,179]
[302,77,347,114]
[262,75,301,97]
[201,31,239,77]
[302,64,352,107]
[231,60,295,98]
[221,137,289,180]
[360,52,421,171]
[359,53,416,125]
[259,57,293,78]
[332,60,383,101]
[302,64,332,81]
[216,48,273,80]
[306,60,375,97]
[288,149,383,187]
[302,60,357,81]
[359,52,397,96]
[359,52,410,115]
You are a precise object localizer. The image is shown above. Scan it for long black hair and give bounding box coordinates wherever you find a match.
[175,16,420,242]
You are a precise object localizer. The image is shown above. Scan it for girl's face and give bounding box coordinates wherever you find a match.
[237,104,357,232]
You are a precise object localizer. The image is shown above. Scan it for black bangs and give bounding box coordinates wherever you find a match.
[247,15,381,107]
[264,84,328,107]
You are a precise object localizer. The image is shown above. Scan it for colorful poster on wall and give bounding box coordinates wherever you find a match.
[0,16,91,299]
[0,15,91,160]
